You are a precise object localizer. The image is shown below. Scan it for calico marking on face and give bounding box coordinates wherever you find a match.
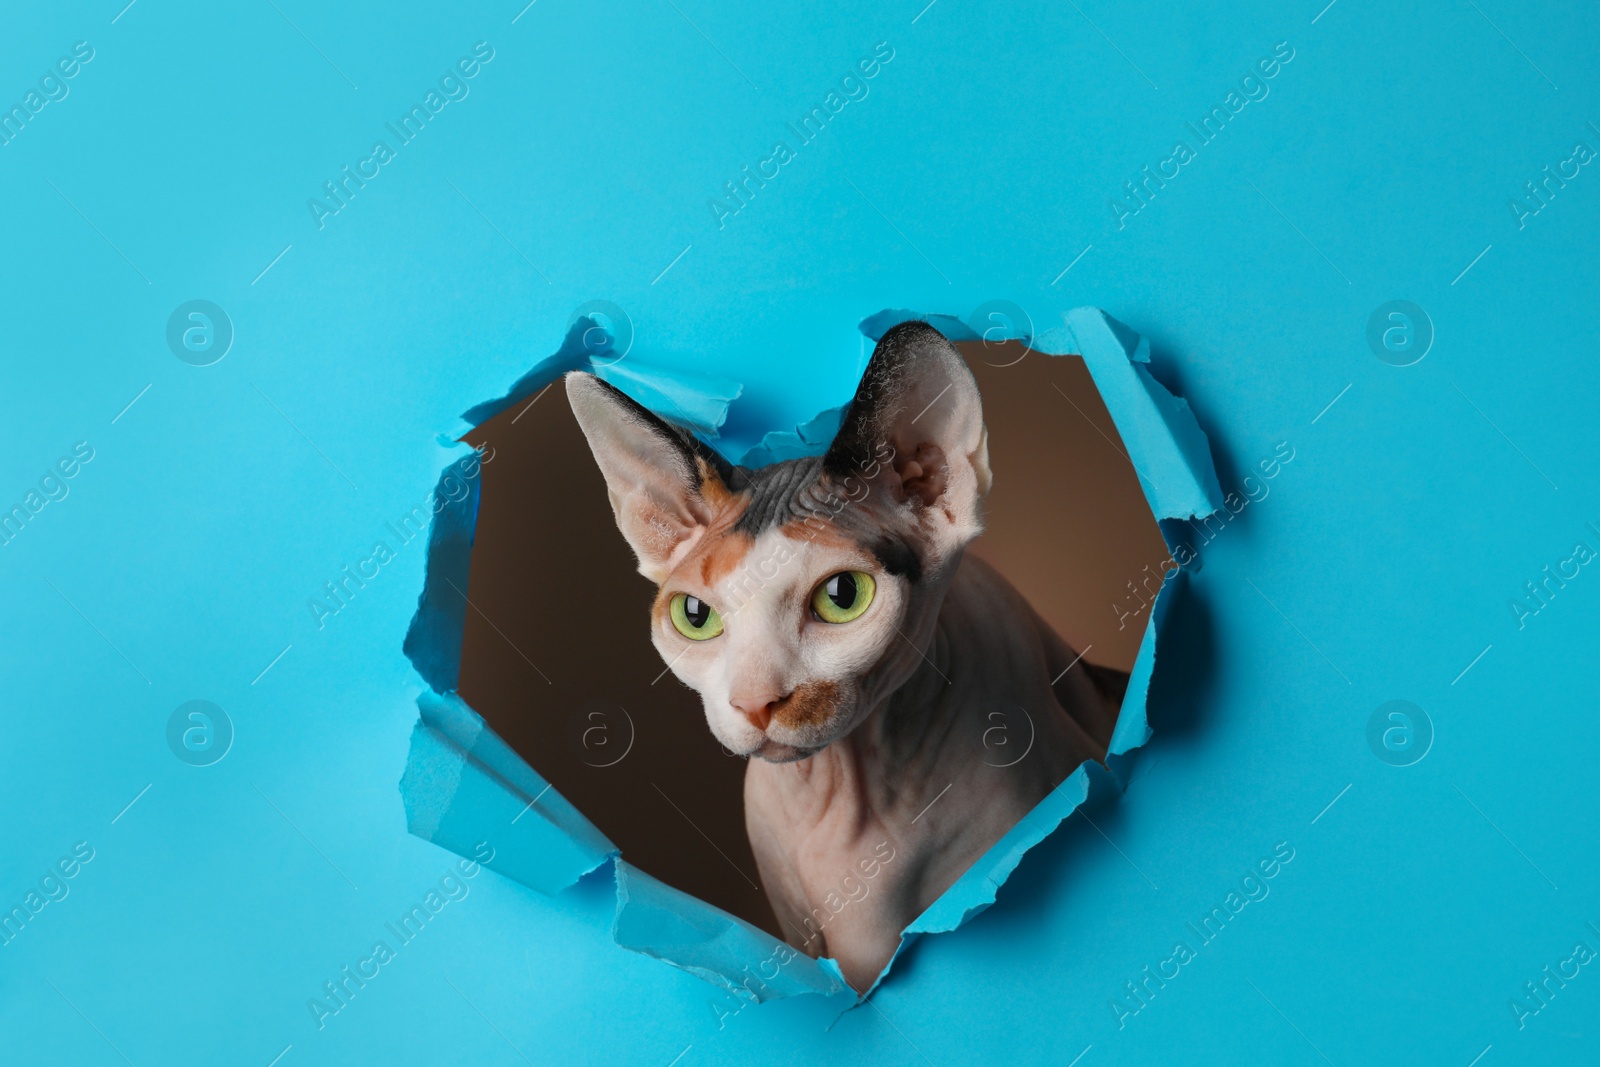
[567,321,991,761]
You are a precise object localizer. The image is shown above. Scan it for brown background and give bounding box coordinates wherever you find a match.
[457,340,1167,935]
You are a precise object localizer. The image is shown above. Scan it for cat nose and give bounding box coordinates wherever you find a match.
[730,694,785,731]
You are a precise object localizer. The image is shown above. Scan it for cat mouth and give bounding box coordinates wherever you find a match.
[725,682,847,761]
[749,738,816,763]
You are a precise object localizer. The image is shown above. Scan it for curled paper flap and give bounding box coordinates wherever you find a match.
[595,359,743,440]
[862,308,1223,524]
[457,315,742,439]
[1107,564,1181,758]
[401,462,482,695]
[613,861,845,1002]
[398,694,846,1002]
[851,762,1102,1000]
[1048,307,1225,523]
[737,405,847,468]
[913,761,1096,932]
[399,306,1222,1004]
[400,691,616,895]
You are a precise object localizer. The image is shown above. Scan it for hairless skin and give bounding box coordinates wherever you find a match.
[568,322,1122,991]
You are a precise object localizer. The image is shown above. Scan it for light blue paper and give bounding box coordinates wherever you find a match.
[12,6,1592,1062]
[396,307,1219,1001]
[613,861,845,1002]
[400,691,616,895]
[457,315,742,441]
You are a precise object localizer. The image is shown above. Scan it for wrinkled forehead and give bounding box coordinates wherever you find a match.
[666,455,921,598]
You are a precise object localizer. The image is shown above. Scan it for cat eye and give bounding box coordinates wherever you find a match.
[811,571,876,624]
[669,593,724,640]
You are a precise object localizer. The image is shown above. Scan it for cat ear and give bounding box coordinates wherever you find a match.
[823,321,991,560]
[565,372,732,583]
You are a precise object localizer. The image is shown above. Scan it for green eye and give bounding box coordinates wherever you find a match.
[812,571,875,624]
[669,593,724,640]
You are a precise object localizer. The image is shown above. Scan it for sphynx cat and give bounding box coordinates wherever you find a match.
[566,321,1123,991]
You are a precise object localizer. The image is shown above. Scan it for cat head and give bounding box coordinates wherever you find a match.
[566,321,991,762]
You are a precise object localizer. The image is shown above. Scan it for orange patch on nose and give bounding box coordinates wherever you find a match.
[771,680,839,729]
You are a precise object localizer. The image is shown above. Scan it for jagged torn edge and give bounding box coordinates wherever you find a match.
[453,314,742,443]
[399,316,846,1006]
[395,306,1223,1010]
[842,306,1223,999]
